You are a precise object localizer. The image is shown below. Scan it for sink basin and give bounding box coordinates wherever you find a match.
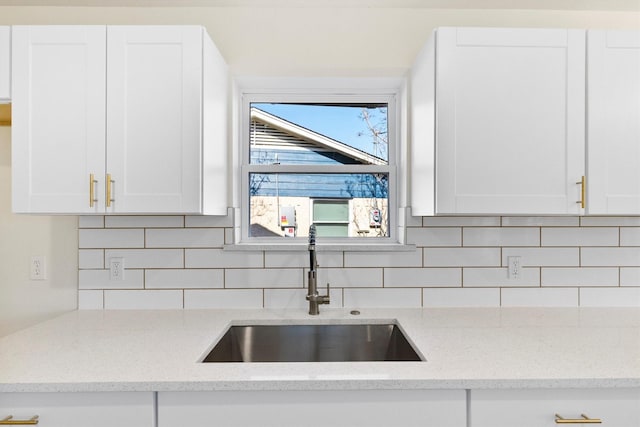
[202,323,423,362]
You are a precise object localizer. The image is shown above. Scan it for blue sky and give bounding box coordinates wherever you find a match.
[252,103,387,160]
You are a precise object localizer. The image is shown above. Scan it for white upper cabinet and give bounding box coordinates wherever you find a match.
[0,26,10,102]
[412,27,586,215]
[12,26,107,213]
[587,30,640,215]
[12,25,228,214]
[105,26,228,214]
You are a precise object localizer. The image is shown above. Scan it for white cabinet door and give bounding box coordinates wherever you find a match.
[0,26,10,102]
[587,30,640,215]
[470,388,640,427]
[106,26,204,214]
[435,27,586,215]
[158,390,467,427]
[0,392,155,427]
[11,26,107,214]
[12,25,228,215]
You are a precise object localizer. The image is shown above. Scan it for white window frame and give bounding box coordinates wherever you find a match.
[232,77,406,248]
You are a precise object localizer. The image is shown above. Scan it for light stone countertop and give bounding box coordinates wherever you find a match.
[0,308,639,392]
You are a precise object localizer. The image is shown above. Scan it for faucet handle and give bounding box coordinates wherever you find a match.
[323,282,331,303]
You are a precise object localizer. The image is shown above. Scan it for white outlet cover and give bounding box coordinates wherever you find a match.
[30,256,46,280]
[109,257,125,281]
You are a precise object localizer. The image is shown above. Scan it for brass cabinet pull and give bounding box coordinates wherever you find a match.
[0,415,39,425]
[576,176,586,209]
[89,173,98,208]
[555,413,602,424]
[106,173,114,208]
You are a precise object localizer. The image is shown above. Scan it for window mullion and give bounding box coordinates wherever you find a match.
[246,164,391,174]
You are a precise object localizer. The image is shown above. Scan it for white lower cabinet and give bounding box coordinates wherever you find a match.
[470,388,640,427]
[0,392,155,427]
[158,390,467,427]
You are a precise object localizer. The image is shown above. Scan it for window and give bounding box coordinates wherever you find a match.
[238,83,399,245]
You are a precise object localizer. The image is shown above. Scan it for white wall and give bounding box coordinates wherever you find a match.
[0,6,638,76]
[0,126,78,337]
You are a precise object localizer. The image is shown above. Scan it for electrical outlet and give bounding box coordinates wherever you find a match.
[109,257,125,281]
[508,256,521,280]
[30,256,46,280]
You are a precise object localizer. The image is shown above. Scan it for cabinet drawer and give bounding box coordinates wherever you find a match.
[159,389,466,427]
[0,392,155,427]
[470,388,640,427]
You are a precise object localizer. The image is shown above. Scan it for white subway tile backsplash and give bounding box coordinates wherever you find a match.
[79,269,144,290]
[265,251,343,269]
[581,217,640,226]
[463,228,540,247]
[185,212,233,228]
[78,216,104,228]
[104,290,184,309]
[344,250,422,268]
[406,227,461,247]
[541,227,619,247]
[184,289,263,309]
[463,267,539,287]
[78,215,640,309]
[317,268,383,288]
[145,228,224,248]
[502,248,579,267]
[226,268,302,289]
[541,268,618,286]
[79,249,104,269]
[185,249,263,268]
[145,269,223,289]
[343,288,422,308]
[384,267,461,287]
[501,216,579,227]
[78,290,103,309]
[104,216,184,228]
[621,268,640,286]
[79,229,144,249]
[581,248,640,266]
[422,216,500,227]
[580,288,640,307]
[621,228,640,246]
[423,288,500,307]
[424,248,500,267]
[104,249,183,268]
[501,288,578,307]
[263,289,307,310]
[404,208,423,227]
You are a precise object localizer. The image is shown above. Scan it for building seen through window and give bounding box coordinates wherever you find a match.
[248,103,390,239]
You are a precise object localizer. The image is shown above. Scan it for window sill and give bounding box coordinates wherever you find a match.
[223,242,416,252]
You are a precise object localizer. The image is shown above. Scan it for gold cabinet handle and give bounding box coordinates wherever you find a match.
[89,173,98,208]
[576,176,586,209]
[555,413,602,424]
[106,173,114,208]
[0,415,39,425]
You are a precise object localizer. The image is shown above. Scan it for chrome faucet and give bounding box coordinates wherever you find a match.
[306,224,330,315]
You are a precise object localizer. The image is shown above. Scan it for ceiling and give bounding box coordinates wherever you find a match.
[0,0,638,10]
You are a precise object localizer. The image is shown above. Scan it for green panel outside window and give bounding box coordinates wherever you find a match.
[313,200,349,222]
[315,224,349,237]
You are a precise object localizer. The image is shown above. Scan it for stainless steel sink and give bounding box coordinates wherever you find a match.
[202,323,424,362]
